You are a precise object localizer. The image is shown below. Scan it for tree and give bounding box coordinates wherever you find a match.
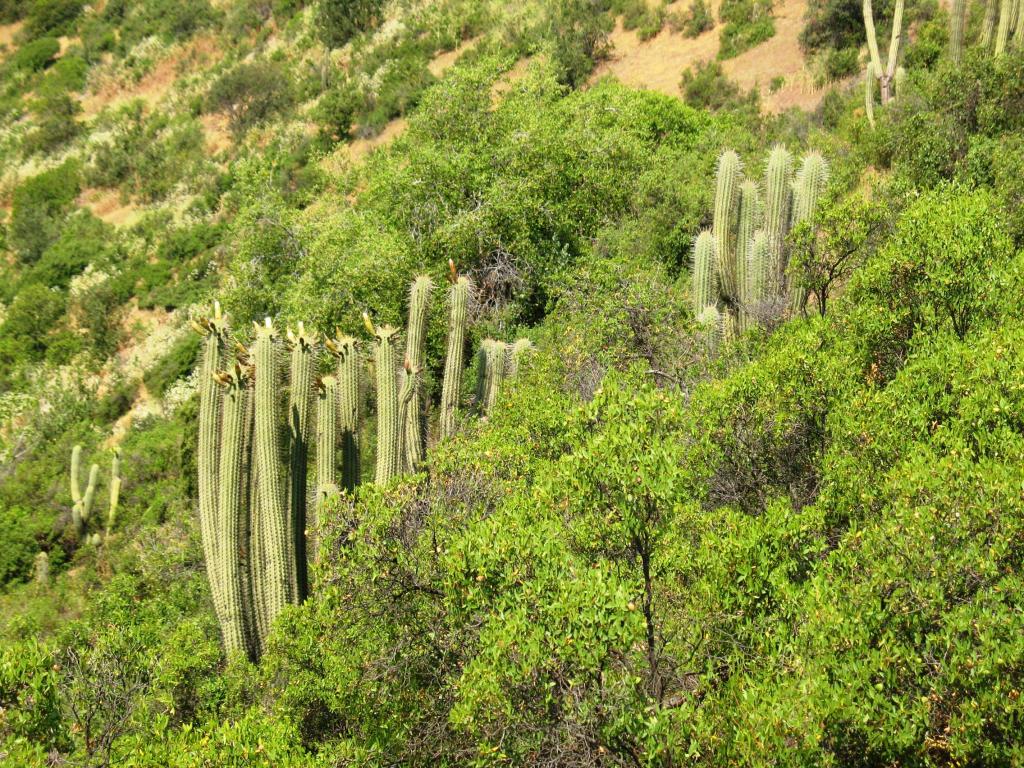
[315,0,384,49]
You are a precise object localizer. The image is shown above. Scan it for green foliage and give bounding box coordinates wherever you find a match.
[718,0,775,59]
[104,0,219,48]
[800,0,865,51]
[544,0,614,87]
[8,161,81,265]
[0,639,67,758]
[9,36,60,72]
[0,507,45,585]
[143,333,201,398]
[23,92,81,155]
[24,0,83,38]
[206,61,295,136]
[316,0,385,48]
[680,60,757,111]
[674,0,714,36]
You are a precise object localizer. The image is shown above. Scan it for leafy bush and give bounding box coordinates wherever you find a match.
[8,161,81,264]
[800,0,865,51]
[144,333,200,398]
[823,45,859,79]
[9,36,60,72]
[20,211,114,293]
[718,0,775,59]
[681,60,757,111]
[22,92,82,155]
[315,0,385,48]
[670,0,714,37]
[24,0,83,38]
[105,0,219,47]
[544,0,614,87]
[206,61,294,136]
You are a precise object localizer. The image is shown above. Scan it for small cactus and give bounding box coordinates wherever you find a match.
[34,551,49,586]
[506,338,534,379]
[478,340,507,416]
[105,450,121,538]
[696,305,723,352]
[70,445,99,539]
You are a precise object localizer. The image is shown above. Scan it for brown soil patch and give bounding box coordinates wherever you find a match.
[0,21,22,58]
[592,0,834,114]
[427,35,481,78]
[200,112,233,155]
[78,187,143,227]
[80,34,222,118]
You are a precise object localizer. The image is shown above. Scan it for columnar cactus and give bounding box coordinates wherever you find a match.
[864,62,876,128]
[215,365,253,657]
[105,450,121,538]
[316,375,340,504]
[736,180,762,329]
[789,153,830,313]
[982,0,997,46]
[193,302,228,623]
[332,335,362,491]
[70,445,99,539]
[478,339,507,416]
[286,322,316,601]
[371,319,402,485]
[252,318,293,627]
[763,145,794,294]
[712,151,742,301]
[747,229,772,312]
[401,275,433,472]
[691,230,717,316]
[950,0,967,62]
[440,268,471,440]
[34,551,49,587]
[696,305,723,352]
[996,0,1013,54]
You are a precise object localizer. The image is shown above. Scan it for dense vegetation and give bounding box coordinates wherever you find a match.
[2,0,1023,765]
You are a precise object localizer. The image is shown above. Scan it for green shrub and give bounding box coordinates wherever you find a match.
[314,82,357,144]
[144,333,201,398]
[108,0,219,48]
[903,13,947,70]
[671,0,714,37]
[37,54,88,96]
[0,506,42,585]
[9,37,60,72]
[315,0,385,48]
[718,0,775,59]
[799,0,865,52]
[21,211,113,292]
[681,60,756,111]
[545,0,614,87]
[22,92,82,155]
[8,161,81,264]
[0,639,66,756]
[824,45,859,79]
[0,283,65,366]
[25,0,83,38]
[205,61,294,136]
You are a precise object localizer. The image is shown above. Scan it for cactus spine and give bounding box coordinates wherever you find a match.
[372,322,402,485]
[712,151,742,302]
[252,318,293,627]
[440,269,471,440]
[401,276,433,472]
[691,230,717,316]
[286,322,316,601]
[216,365,253,657]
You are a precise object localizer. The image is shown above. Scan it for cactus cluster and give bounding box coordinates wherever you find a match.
[475,336,533,416]
[692,147,829,345]
[69,444,120,546]
[194,265,529,657]
[975,0,1024,55]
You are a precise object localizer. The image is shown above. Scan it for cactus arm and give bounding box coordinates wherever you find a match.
[747,229,771,318]
[885,0,905,83]
[951,0,967,62]
[71,445,83,509]
[317,376,340,504]
[736,180,761,330]
[82,464,99,527]
[217,369,254,658]
[331,336,362,492]
[373,325,402,485]
[997,0,1013,53]
[483,340,507,415]
[106,451,121,538]
[402,276,433,471]
[763,145,794,296]
[286,322,317,602]
[691,230,718,317]
[864,63,876,127]
[507,338,534,379]
[712,151,743,302]
[862,0,883,82]
[439,274,471,440]
[252,318,293,626]
[982,0,997,45]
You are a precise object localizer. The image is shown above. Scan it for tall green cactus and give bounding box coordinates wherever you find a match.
[69,445,98,539]
[863,0,905,103]
[105,450,121,538]
[316,375,340,504]
[331,335,361,492]
[864,63,876,128]
[286,322,316,601]
[402,275,433,472]
[983,0,998,46]
[193,302,228,625]
[996,0,1013,53]
[712,150,742,301]
[788,153,829,314]
[736,180,761,329]
[371,319,402,485]
[440,268,471,440]
[252,318,293,627]
[763,145,794,295]
[216,364,253,657]
[691,230,717,316]
[950,0,967,62]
